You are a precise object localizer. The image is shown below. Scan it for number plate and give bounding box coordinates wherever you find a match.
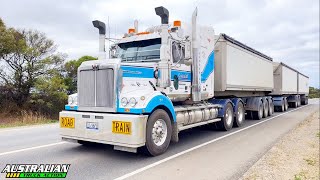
[112,121,131,135]
[86,122,99,130]
[60,117,75,128]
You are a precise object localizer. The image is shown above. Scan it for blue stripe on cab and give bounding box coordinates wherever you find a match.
[201,51,214,82]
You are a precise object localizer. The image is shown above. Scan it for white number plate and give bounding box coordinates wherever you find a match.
[86,122,98,130]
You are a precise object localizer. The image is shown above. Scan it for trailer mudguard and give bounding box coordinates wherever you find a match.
[245,97,263,111]
[231,98,244,114]
[287,95,300,103]
[210,99,234,117]
[273,96,285,107]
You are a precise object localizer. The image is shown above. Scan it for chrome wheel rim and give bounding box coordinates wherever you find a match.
[237,106,244,123]
[152,119,167,146]
[226,108,233,125]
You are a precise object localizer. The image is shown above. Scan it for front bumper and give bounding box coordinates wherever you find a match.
[59,111,148,148]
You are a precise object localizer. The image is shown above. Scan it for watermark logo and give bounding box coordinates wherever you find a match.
[1,164,70,178]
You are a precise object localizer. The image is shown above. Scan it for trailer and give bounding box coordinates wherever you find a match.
[271,62,309,111]
[214,34,274,97]
[59,6,309,156]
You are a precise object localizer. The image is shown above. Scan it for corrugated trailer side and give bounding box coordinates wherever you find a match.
[214,34,273,97]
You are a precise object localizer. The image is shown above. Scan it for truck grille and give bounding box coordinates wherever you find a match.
[78,68,115,110]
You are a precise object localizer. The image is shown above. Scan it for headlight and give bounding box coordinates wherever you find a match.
[129,97,137,107]
[121,97,128,107]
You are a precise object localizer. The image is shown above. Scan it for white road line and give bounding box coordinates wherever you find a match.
[114,105,310,180]
[0,142,67,157]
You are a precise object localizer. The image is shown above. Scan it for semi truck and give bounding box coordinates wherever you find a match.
[59,6,309,156]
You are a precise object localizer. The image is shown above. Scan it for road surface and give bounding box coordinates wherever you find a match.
[0,99,318,180]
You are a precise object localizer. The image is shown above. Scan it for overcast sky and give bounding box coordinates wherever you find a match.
[0,0,319,87]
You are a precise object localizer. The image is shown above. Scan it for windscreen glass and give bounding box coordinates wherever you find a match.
[116,38,161,62]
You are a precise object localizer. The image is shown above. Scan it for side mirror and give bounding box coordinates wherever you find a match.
[109,45,117,58]
[183,41,192,65]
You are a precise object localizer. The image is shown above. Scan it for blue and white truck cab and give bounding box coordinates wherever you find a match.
[59,6,309,156]
[60,6,222,156]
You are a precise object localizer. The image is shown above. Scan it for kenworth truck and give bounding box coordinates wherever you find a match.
[59,6,309,156]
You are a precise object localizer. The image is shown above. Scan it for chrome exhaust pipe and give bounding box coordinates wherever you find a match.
[92,20,106,60]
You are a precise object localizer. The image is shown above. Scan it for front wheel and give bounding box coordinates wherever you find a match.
[143,109,172,156]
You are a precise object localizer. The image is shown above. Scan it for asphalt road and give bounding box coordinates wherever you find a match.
[0,99,318,180]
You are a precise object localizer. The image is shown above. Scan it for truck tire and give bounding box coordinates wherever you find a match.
[263,100,268,118]
[268,100,274,116]
[217,103,234,131]
[143,109,172,156]
[234,102,245,127]
[292,101,298,108]
[302,97,308,105]
[284,99,288,111]
[253,100,263,120]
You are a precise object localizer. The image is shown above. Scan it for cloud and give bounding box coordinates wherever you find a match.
[0,0,319,87]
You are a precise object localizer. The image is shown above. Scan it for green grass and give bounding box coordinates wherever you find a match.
[294,171,307,180]
[317,132,320,138]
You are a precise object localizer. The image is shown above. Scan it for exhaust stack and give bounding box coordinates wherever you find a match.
[191,8,201,102]
[92,20,106,60]
[155,6,171,88]
[155,6,169,24]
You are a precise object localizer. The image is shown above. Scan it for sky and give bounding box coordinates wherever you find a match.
[0,0,319,87]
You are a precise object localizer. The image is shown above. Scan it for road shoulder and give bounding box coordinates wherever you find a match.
[240,111,319,180]
[123,105,317,180]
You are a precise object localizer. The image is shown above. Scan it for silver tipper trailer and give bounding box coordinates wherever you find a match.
[272,62,309,95]
[271,62,309,109]
[214,34,274,97]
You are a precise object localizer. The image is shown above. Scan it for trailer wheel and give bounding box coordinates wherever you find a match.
[268,100,274,116]
[234,102,245,127]
[293,101,298,108]
[302,97,308,105]
[253,100,263,120]
[143,109,172,156]
[284,98,288,111]
[217,103,234,131]
[263,100,268,118]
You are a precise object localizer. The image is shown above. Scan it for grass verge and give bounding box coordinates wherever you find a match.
[0,110,58,128]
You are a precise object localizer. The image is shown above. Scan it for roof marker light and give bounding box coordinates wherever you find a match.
[173,20,181,27]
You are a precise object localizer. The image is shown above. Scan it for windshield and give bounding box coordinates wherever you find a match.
[115,38,161,62]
